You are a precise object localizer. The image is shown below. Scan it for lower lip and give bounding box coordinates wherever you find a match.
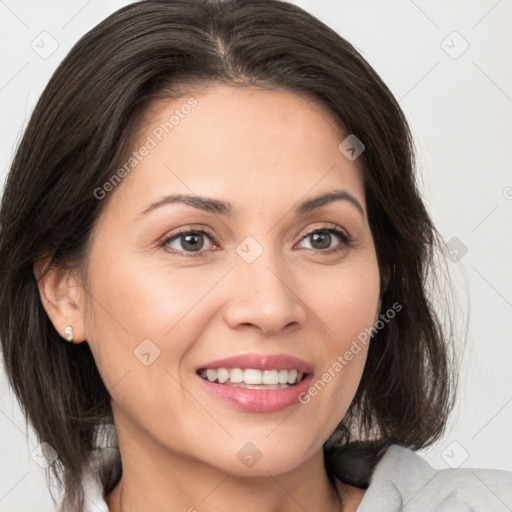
[197,373,314,412]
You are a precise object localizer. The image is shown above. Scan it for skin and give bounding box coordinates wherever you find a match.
[36,85,380,511]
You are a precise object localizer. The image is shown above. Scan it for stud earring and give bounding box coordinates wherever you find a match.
[64,325,74,343]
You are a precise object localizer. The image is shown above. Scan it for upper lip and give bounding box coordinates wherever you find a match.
[197,352,313,374]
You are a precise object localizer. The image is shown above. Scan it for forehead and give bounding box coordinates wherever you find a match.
[104,84,366,220]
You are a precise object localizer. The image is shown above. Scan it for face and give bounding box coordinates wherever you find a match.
[76,85,381,475]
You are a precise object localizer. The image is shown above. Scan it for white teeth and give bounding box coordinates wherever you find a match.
[287,369,298,384]
[217,368,229,383]
[244,369,262,385]
[229,368,244,383]
[199,368,305,386]
[278,369,289,384]
[262,370,279,385]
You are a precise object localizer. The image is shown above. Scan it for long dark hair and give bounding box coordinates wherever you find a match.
[0,0,456,510]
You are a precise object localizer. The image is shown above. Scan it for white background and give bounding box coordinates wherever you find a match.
[1,1,511,510]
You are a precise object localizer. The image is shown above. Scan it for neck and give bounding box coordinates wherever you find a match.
[105,427,346,512]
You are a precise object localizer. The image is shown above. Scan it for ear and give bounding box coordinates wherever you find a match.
[33,259,87,343]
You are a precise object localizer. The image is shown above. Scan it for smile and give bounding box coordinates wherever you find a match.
[195,353,314,412]
[197,368,306,388]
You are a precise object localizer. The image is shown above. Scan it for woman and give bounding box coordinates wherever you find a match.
[0,1,510,511]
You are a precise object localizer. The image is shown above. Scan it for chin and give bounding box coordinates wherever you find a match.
[203,437,320,477]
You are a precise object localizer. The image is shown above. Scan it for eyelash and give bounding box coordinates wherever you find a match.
[160,224,351,258]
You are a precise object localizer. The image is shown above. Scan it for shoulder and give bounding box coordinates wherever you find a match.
[356,444,512,512]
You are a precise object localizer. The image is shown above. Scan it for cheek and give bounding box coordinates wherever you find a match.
[300,258,379,409]
[82,253,225,387]
[314,259,381,348]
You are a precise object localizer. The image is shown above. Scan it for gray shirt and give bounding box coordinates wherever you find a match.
[80,444,512,511]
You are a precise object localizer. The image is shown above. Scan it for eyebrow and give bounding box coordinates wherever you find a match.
[136,189,364,220]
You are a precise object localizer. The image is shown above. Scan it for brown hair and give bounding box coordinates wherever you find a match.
[0,0,456,509]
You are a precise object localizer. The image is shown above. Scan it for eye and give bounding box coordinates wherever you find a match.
[160,223,351,258]
[296,224,351,254]
[161,228,218,257]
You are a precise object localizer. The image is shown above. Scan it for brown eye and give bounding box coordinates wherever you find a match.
[162,229,217,257]
[297,226,350,254]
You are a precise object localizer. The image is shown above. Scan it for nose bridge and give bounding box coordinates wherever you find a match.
[223,234,304,333]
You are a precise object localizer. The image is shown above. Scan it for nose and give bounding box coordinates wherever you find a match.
[222,244,307,335]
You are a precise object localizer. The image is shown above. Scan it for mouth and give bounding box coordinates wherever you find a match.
[196,367,307,389]
[194,353,314,412]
